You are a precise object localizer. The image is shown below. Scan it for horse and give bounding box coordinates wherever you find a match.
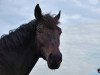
[0,4,62,75]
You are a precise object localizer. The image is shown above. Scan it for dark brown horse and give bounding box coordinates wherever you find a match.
[0,4,62,75]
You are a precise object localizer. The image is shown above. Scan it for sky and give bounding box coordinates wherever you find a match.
[0,0,100,75]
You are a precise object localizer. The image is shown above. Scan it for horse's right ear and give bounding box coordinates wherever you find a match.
[34,4,42,20]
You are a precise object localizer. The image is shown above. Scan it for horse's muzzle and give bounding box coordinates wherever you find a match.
[47,52,62,70]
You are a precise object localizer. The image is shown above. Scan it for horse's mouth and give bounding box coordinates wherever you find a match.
[48,64,60,70]
[47,60,61,70]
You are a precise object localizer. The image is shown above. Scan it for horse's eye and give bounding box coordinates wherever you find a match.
[37,25,44,33]
[37,28,43,33]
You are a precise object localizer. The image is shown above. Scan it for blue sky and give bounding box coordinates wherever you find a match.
[0,0,100,75]
[0,0,100,27]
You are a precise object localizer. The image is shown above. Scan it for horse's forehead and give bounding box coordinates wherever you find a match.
[43,19,58,29]
[37,14,59,30]
[43,14,58,24]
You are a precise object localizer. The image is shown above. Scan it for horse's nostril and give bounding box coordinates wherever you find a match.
[49,53,62,62]
[49,53,53,59]
[48,53,53,64]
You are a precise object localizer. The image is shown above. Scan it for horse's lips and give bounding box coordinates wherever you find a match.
[47,61,61,70]
[48,63,60,70]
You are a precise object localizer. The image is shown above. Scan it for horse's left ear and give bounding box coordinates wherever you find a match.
[54,10,61,20]
[34,4,43,20]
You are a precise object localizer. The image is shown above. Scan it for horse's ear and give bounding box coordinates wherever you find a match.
[54,10,61,20]
[34,4,42,20]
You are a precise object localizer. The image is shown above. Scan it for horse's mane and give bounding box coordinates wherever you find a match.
[0,20,36,50]
[0,13,59,50]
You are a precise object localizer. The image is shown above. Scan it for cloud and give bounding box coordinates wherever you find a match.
[88,0,100,5]
[61,13,100,26]
[0,0,100,27]
[72,0,100,14]
[92,8,100,13]
[59,24,100,75]
[0,19,19,36]
[72,0,84,7]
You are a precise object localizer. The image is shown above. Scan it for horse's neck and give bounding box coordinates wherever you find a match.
[17,40,39,75]
[0,23,35,51]
[12,25,39,74]
[16,50,39,75]
[0,22,39,75]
